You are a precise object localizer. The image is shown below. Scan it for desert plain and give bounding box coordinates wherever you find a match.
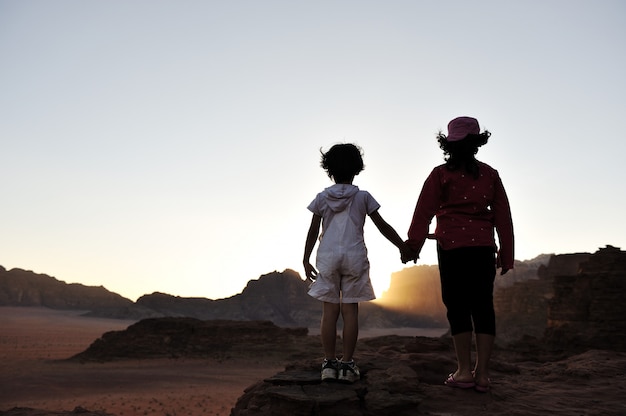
[0,306,288,416]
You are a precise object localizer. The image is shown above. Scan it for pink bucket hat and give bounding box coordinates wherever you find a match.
[446,116,480,142]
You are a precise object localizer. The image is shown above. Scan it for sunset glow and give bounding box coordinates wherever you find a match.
[1,1,625,301]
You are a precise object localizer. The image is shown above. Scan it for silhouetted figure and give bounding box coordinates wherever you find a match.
[406,117,514,392]
[303,143,414,383]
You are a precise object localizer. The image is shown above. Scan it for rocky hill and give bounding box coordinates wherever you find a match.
[493,252,592,343]
[0,266,156,319]
[545,245,626,351]
[377,265,448,326]
[71,318,310,362]
[135,270,320,326]
[136,270,439,329]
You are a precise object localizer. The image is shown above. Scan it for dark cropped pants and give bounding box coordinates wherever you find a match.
[437,245,497,336]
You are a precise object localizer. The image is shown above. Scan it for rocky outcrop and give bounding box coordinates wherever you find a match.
[71,318,310,362]
[136,270,321,327]
[378,265,447,326]
[493,252,591,344]
[232,343,428,416]
[230,335,626,416]
[545,245,626,351]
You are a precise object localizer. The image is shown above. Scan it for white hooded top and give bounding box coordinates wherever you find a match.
[307,184,380,255]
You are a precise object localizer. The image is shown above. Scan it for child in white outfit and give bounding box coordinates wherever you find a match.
[303,143,414,383]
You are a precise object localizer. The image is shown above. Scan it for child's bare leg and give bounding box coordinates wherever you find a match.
[321,302,341,359]
[451,331,474,382]
[474,333,494,386]
[340,302,359,361]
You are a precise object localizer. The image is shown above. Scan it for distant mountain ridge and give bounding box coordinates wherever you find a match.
[3,246,624,344]
[135,270,440,329]
[0,266,156,319]
[0,266,438,328]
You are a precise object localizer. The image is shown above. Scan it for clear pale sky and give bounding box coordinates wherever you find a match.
[1,1,625,301]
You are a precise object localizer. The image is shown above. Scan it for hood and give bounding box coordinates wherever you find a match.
[323,184,359,212]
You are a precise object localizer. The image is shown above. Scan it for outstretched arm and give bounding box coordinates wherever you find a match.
[303,213,322,280]
[407,168,440,256]
[369,210,417,263]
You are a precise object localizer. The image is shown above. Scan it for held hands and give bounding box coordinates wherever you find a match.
[400,243,418,264]
[400,234,433,264]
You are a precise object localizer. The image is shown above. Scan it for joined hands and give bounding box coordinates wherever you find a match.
[400,243,418,264]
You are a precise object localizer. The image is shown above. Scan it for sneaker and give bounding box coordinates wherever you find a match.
[338,360,360,383]
[321,358,339,381]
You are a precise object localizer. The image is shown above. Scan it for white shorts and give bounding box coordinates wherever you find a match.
[308,250,376,303]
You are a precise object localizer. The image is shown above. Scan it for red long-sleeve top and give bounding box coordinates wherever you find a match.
[407,161,514,269]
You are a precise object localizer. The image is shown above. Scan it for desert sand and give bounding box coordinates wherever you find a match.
[0,307,444,416]
[0,307,286,416]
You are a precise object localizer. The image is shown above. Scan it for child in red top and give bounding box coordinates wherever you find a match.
[407,116,514,392]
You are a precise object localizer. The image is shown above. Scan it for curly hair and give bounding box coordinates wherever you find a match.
[320,143,364,183]
[436,131,491,178]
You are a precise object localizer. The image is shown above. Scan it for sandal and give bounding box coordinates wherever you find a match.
[445,373,475,389]
[472,371,491,393]
[474,381,491,393]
